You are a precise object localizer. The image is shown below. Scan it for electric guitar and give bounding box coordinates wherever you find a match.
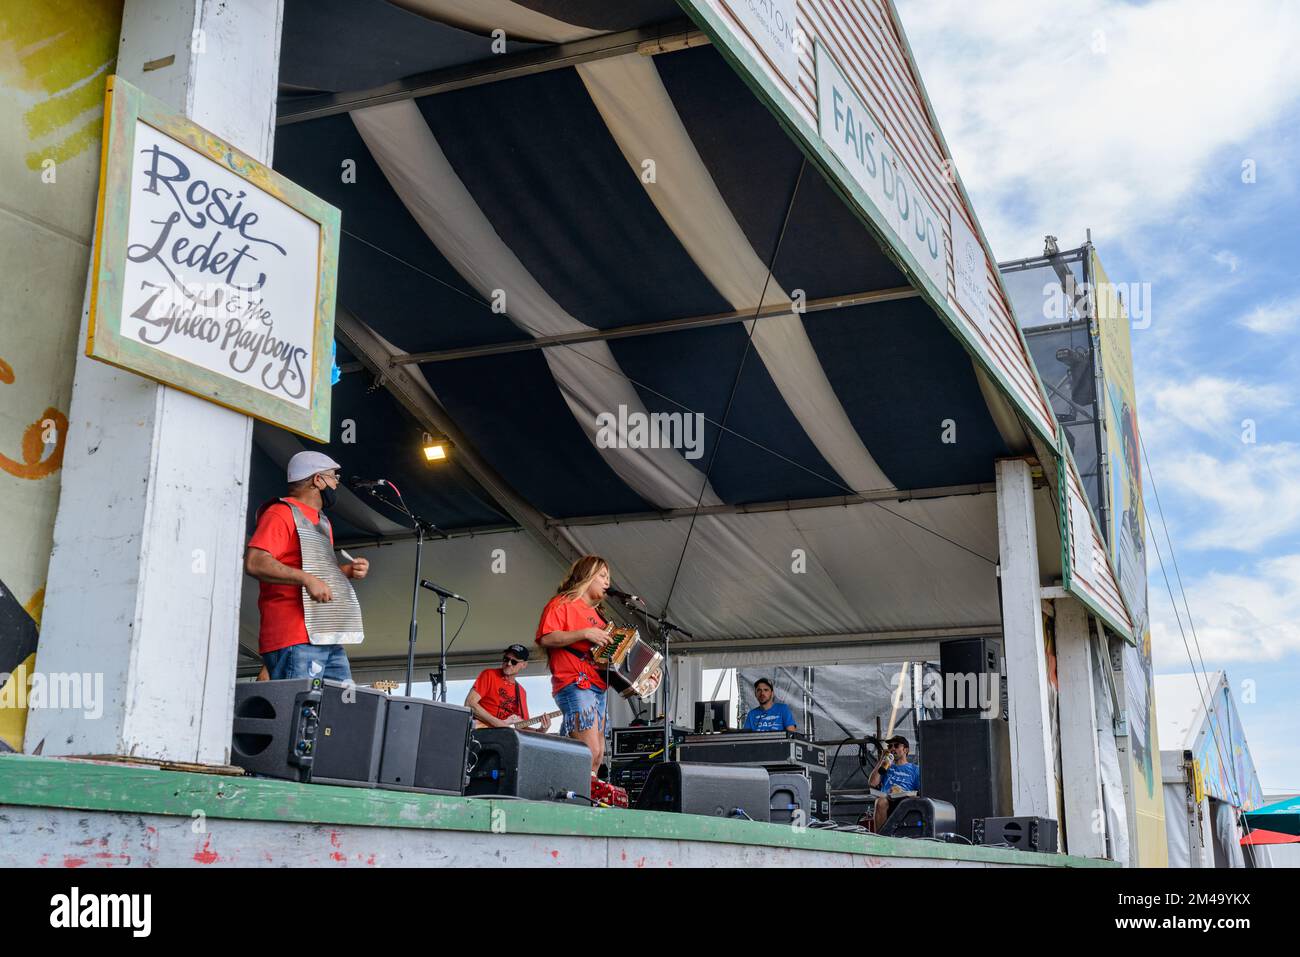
[474,709,561,732]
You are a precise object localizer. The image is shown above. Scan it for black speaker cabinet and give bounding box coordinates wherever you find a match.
[939,637,1006,718]
[311,680,388,788]
[880,797,958,839]
[466,728,590,801]
[379,695,473,795]
[768,771,813,825]
[231,678,323,782]
[974,815,1060,853]
[918,716,1011,842]
[635,763,770,822]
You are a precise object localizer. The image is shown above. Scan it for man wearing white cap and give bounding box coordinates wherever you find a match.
[244,450,371,681]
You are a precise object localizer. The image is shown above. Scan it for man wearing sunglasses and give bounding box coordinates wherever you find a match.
[466,645,550,730]
[245,451,371,682]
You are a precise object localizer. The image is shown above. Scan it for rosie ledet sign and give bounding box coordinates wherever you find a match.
[87,76,339,441]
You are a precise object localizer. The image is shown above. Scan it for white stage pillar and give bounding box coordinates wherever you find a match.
[25,0,284,763]
[994,458,1059,823]
[1055,596,1106,857]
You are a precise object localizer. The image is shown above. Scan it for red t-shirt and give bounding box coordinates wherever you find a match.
[535,595,608,694]
[471,668,529,723]
[247,498,331,654]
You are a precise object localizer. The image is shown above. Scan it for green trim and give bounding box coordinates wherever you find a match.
[87,75,340,442]
[0,754,1115,867]
[673,1,1058,450]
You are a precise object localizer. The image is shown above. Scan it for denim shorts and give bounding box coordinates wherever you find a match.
[261,643,352,682]
[554,682,607,736]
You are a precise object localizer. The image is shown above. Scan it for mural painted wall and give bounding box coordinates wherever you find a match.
[1092,248,1167,866]
[0,1,123,750]
[1197,681,1266,812]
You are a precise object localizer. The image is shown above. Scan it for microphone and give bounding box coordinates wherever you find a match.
[350,476,388,490]
[607,587,644,605]
[420,579,466,602]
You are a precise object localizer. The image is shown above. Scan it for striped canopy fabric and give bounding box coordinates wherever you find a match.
[249,0,1040,660]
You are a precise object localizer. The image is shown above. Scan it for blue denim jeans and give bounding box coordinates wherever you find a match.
[555,682,607,736]
[262,643,352,682]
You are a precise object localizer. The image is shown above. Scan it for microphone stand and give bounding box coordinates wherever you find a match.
[651,612,694,762]
[354,483,440,697]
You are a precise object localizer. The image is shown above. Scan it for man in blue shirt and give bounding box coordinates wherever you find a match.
[742,678,797,732]
[869,735,920,831]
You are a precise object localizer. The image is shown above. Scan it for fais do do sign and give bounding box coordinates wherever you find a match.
[87,76,340,441]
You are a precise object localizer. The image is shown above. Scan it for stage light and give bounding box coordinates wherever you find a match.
[422,432,449,463]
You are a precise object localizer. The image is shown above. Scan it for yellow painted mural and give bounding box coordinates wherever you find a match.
[0,1,124,751]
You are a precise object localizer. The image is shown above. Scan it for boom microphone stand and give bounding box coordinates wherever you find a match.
[350,479,439,696]
[652,613,694,761]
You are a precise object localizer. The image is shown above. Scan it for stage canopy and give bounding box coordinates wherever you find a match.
[239,0,1064,675]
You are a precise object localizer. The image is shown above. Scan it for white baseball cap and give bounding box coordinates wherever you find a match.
[286,450,342,483]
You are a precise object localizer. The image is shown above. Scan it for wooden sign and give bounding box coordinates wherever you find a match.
[87,75,340,441]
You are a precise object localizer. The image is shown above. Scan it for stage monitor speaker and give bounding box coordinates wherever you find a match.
[768,771,813,825]
[918,715,1011,842]
[379,695,473,795]
[938,637,1006,719]
[635,763,770,822]
[311,680,388,788]
[974,815,1060,853]
[879,797,957,839]
[466,728,590,801]
[231,678,323,782]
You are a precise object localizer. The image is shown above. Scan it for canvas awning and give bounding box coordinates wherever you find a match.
[240,0,1061,671]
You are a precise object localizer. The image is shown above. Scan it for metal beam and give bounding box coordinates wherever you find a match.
[334,308,582,568]
[389,286,920,366]
[277,19,705,125]
[548,482,995,529]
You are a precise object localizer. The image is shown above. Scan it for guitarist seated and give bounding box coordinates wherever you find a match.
[466,645,552,732]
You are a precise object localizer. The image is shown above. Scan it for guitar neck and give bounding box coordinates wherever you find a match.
[477,709,561,730]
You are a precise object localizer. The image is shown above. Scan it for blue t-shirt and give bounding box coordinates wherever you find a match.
[743,702,796,732]
[879,761,920,793]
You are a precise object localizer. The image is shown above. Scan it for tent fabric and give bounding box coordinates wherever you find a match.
[263,21,1030,658]
[279,0,542,94]
[1164,783,1193,868]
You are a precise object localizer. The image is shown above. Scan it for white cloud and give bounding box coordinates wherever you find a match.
[895,0,1300,259]
[1213,250,1240,273]
[1151,554,1300,664]
[1144,374,1288,443]
[1240,294,1300,335]
[1156,444,1300,552]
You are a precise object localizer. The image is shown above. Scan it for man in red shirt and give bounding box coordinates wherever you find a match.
[465,644,549,730]
[536,555,614,773]
[244,450,370,682]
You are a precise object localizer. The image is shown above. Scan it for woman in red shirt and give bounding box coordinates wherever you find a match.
[535,555,615,773]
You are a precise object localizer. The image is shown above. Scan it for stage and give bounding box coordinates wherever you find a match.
[0,755,1113,868]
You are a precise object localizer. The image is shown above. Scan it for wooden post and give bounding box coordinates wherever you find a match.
[25,0,284,763]
[1055,596,1106,857]
[994,458,1059,823]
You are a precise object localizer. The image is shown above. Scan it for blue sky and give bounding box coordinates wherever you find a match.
[897,0,1300,794]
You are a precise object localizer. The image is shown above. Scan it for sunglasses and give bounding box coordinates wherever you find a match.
[503,657,524,666]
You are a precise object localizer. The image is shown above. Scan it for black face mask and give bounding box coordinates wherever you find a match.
[319,483,337,510]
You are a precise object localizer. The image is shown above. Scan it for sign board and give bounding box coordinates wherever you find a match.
[717,0,801,89]
[950,209,989,337]
[1069,487,1096,583]
[814,41,946,293]
[87,76,340,441]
